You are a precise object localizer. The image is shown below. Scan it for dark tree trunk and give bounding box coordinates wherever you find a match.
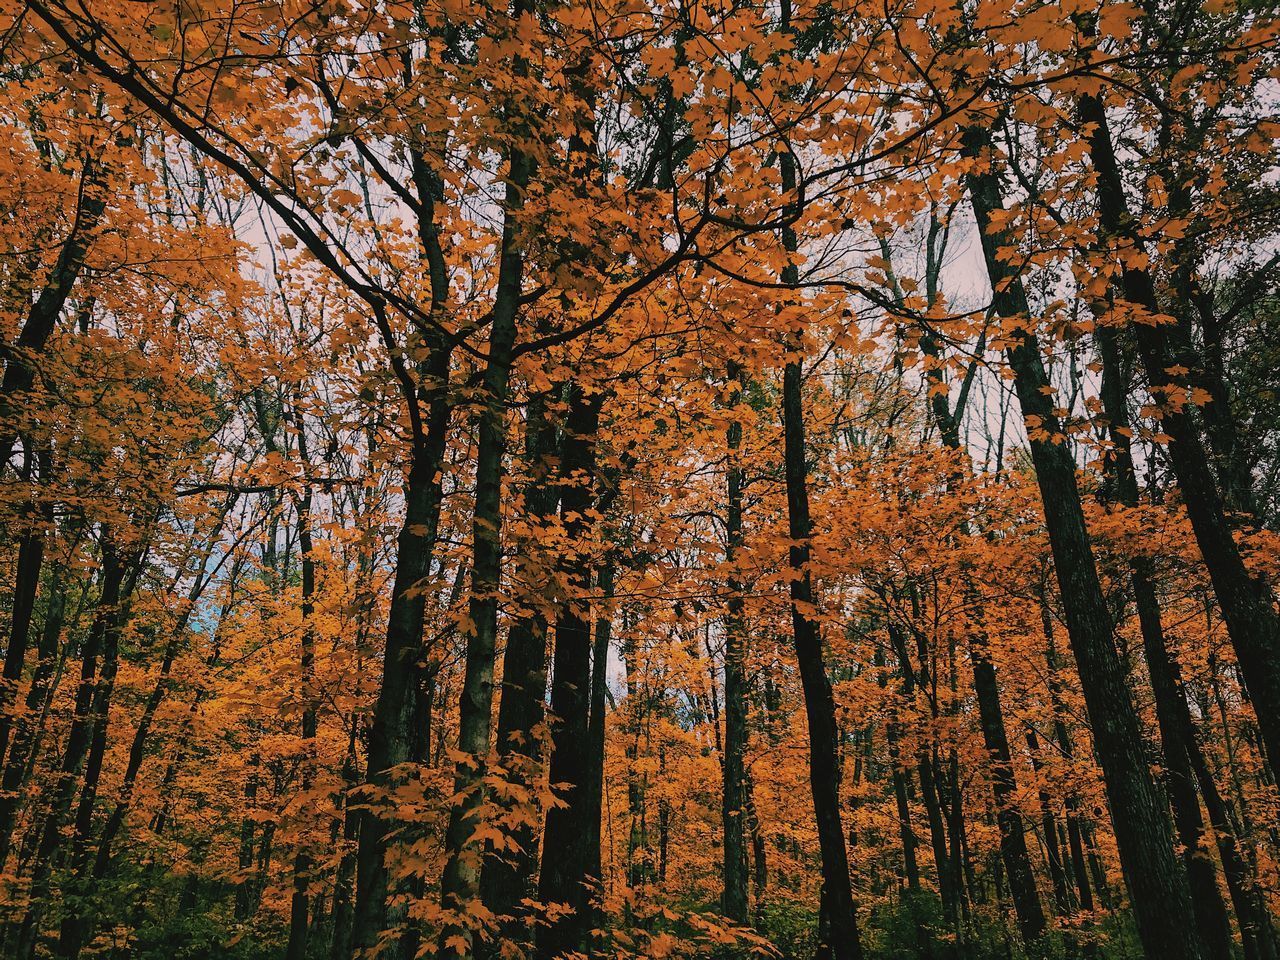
[969,645,1047,943]
[889,623,958,932]
[0,512,46,772]
[286,473,318,960]
[584,560,614,883]
[921,306,1046,944]
[15,542,133,960]
[964,124,1198,960]
[1187,721,1279,960]
[536,386,605,960]
[0,560,66,865]
[1025,729,1072,915]
[781,354,863,960]
[480,389,560,944]
[1095,324,1233,960]
[438,116,534,957]
[329,732,362,960]
[722,363,751,923]
[352,338,452,957]
[1078,90,1280,789]
[0,157,109,464]
[236,748,261,921]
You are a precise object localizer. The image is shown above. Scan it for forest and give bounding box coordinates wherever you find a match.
[0,0,1278,958]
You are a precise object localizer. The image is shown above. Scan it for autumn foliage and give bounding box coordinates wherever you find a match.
[1,0,1279,958]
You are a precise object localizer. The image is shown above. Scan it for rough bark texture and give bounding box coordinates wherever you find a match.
[438,102,535,955]
[1079,89,1280,787]
[536,386,604,960]
[480,389,560,947]
[965,124,1199,960]
[722,365,751,923]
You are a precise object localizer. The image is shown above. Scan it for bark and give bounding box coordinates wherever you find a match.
[1078,90,1280,789]
[919,284,1046,944]
[1025,729,1072,915]
[536,385,605,960]
[438,94,534,956]
[0,505,47,772]
[286,471,318,960]
[1187,720,1279,960]
[623,623,651,892]
[584,560,614,884]
[1096,324,1233,960]
[969,642,1047,943]
[350,26,457,950]
[352,340,453,956]
[964,124,1198,960]
[329,731,362,960]
[782,356,863,960]
[0,561,66,865]
[776,69,862,949]
[889,622,959,930]
[15,542,133,959]
[1041,612,1099,916]
[479,389,560,940]
[236,747,262,921]
[0,156,109,464]
[722,363,751,923]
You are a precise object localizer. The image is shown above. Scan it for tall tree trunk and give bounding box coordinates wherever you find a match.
[781,354,863,960]
[888,622,958,933]
[584,560,614,884]
[722,362,751,923]
[15,541,133,959]
[350,26,456,950]
[438,92,534,955]
[963,124,1198,960]
[1041,608,1099,916]
[236,747,261,921]
[352,338,453,955]
[286,470,318,960]
[969,642,1047,943]
[623,620,651,894]
[1095,324,1234,960]
[776,57,862,947]
[1187,720,1279,960]
[919,295,1046,944]
[329,729,362,960]
[536,385,605,960]
[1077,89,1280,787]
[1026,729,1073,915]
[479,390,560,945]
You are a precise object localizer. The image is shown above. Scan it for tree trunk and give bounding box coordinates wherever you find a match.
[536,385,605,960]
[1078,89,1280,788]
[584,560,614,884]
[438,112,534,957]
[480,389,560,944]
[964,124,1198,960]
[781,354,863,960]
[1026,729,1072,915]
[329,730,362,960]
[286,471,318,960]
[0,543,65,866]
[1096,324,1233,960]
[0,510,46,772]
[352,338,453,956]
[969,645,1047,943]
[0,156,109,464]
[15,541,132,959]
[722,363,751,923]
